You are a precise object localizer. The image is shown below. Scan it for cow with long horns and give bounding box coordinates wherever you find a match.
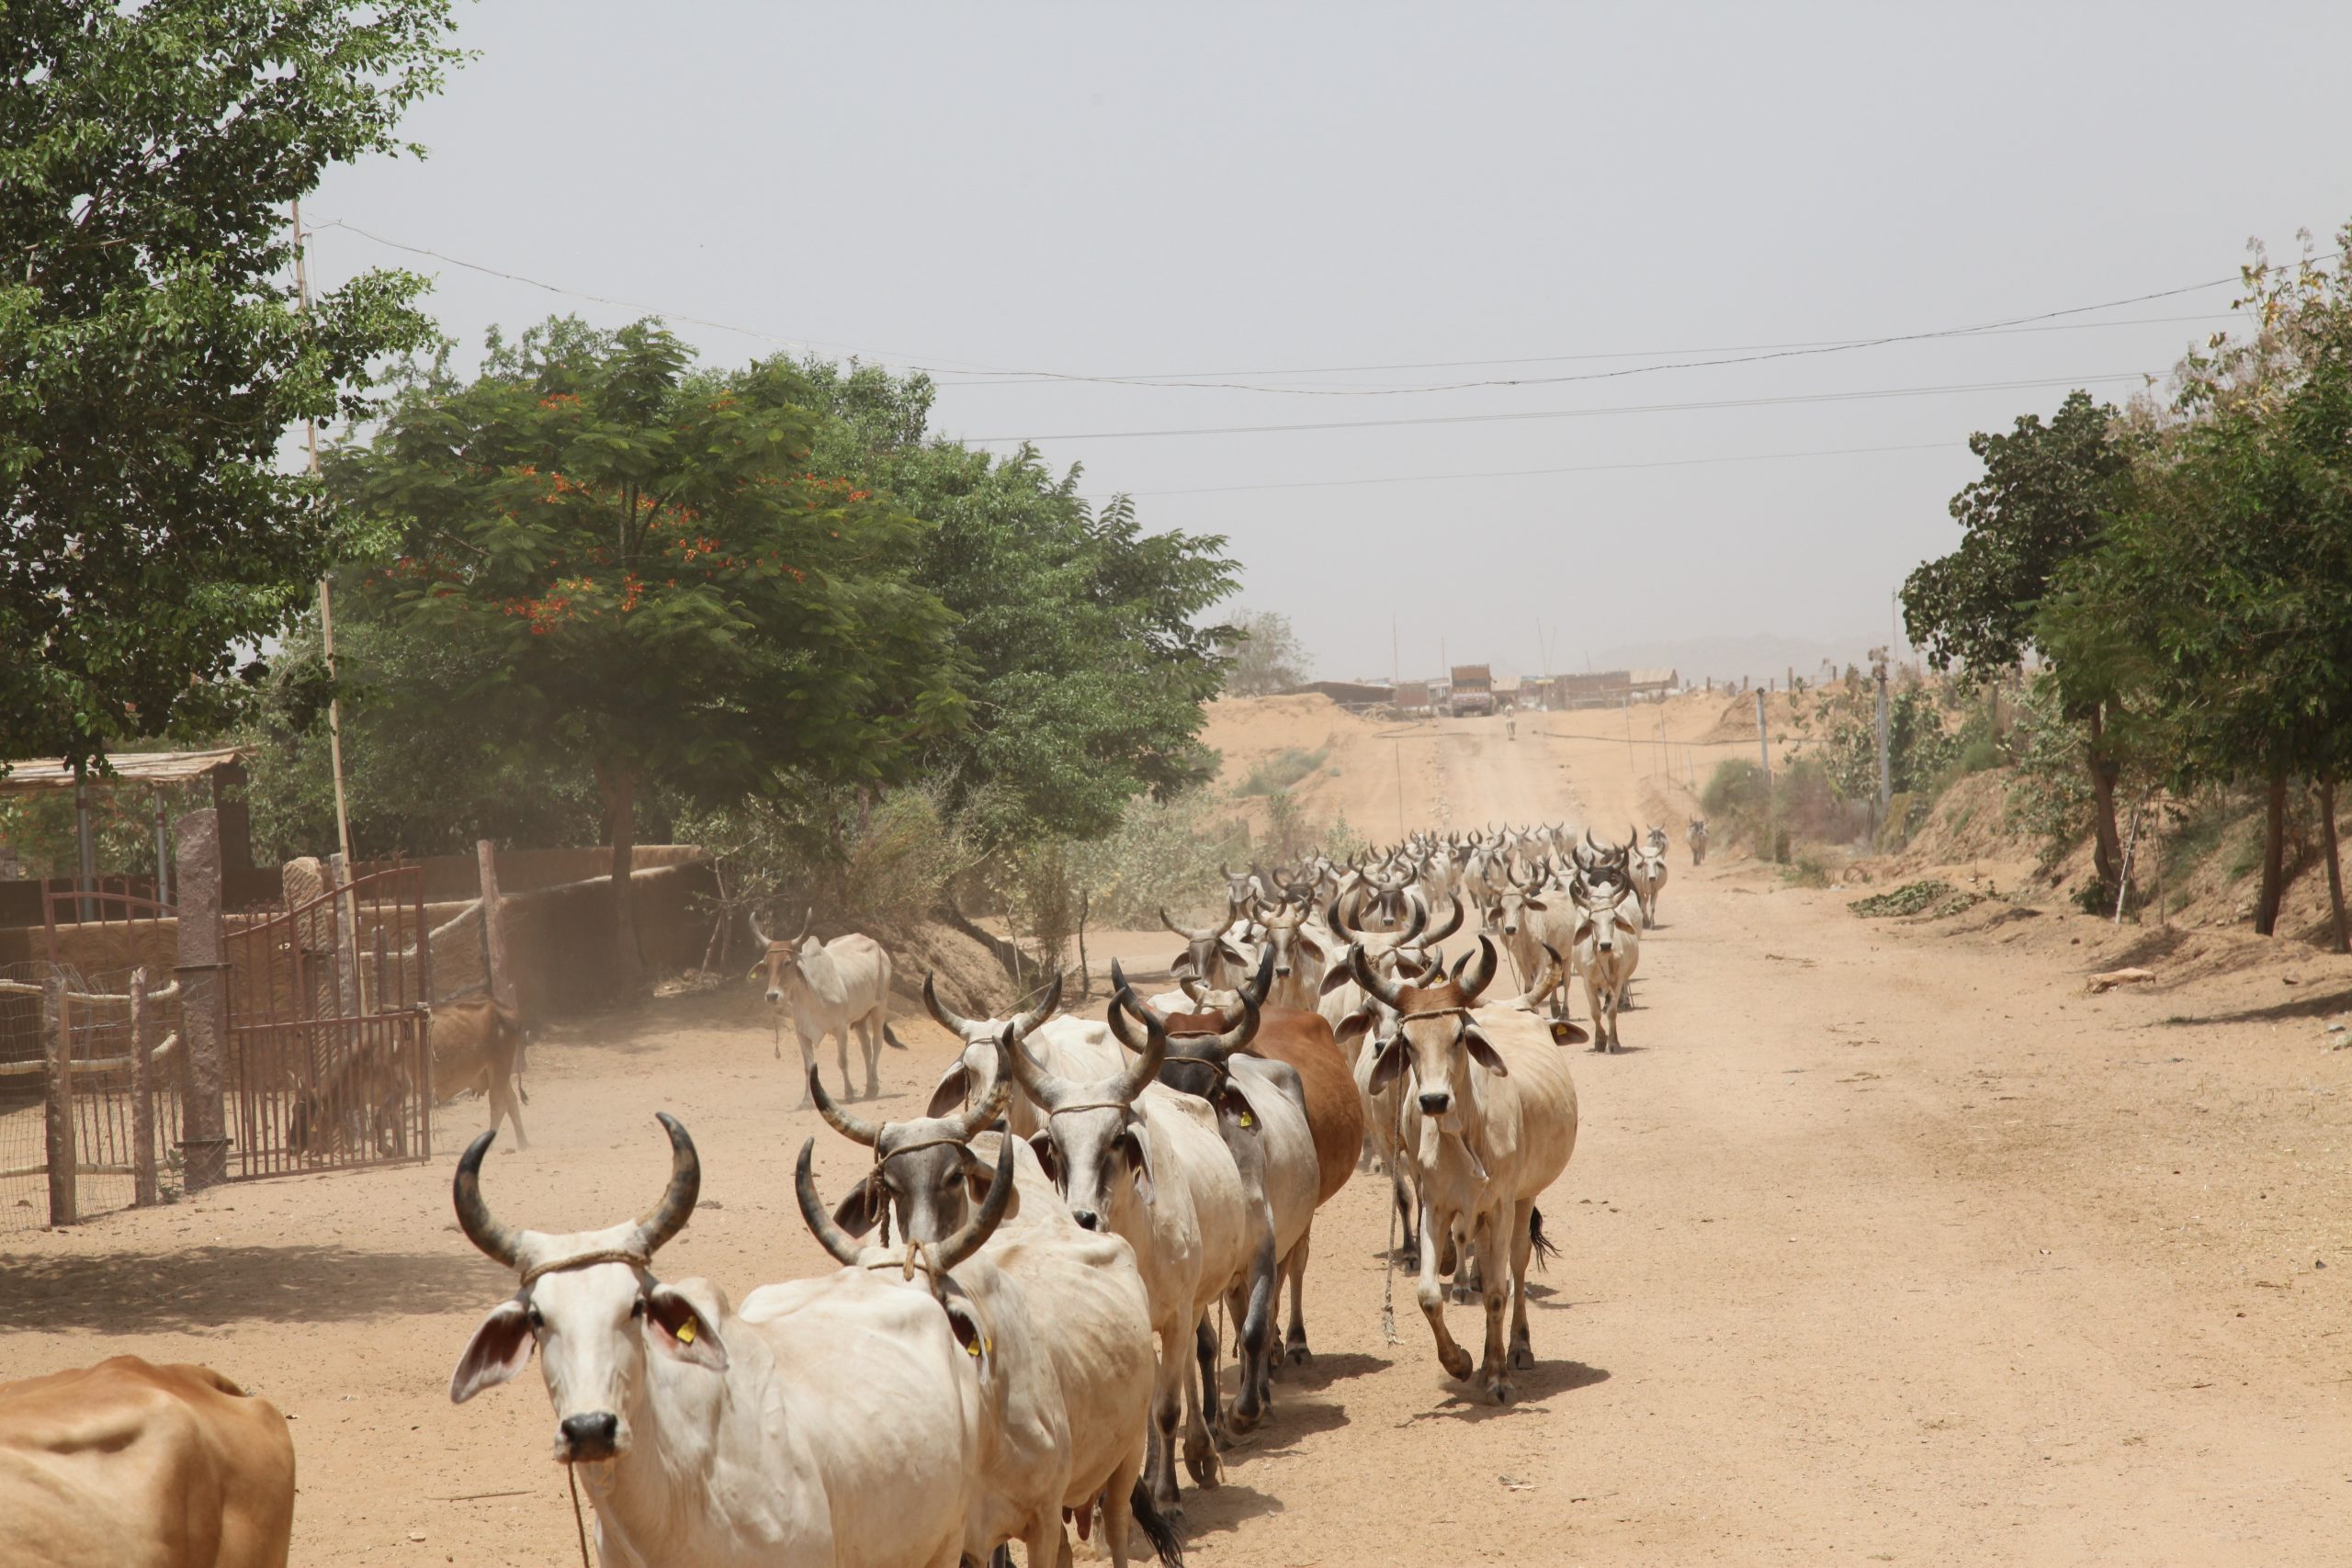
[798,1063,1180,1568]
[1002,998,1257,1522]
[749,909,905,1105]
[1352,936,1582,1404]
[449,1113,1014,1567]
[920,972,1117,1140]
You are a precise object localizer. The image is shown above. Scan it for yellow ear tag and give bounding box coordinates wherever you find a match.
[1238,1111,1254,1128]
[673,1319,696,1346]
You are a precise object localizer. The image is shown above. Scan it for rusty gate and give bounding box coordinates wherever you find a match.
[223,865,434,1179]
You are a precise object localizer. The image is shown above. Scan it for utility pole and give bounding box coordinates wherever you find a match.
[1755,688,1771,785]
[292,200,354,870]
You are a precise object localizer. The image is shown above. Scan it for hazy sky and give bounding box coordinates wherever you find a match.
[309,4,2352,683]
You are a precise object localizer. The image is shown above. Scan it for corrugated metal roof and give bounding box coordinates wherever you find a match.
[0,746,248,794]
[1628,668,1679,686]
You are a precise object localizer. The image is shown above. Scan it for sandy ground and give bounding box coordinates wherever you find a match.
[6,704,2352,1564]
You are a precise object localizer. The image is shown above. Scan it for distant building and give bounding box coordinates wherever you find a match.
[1283,679,1394,712]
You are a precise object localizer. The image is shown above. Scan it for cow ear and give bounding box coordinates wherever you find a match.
[1170,952,1192,976]
[745,964,763,984]
[1574,921,1595,947]
[1219,942,1249,967]
[1335,1010,1372,1047]
[1547,1018,1590,1046]
[1369,1035,1409,1092]
[1026,1131,1060,1184]
[1218,1084,1258,1129]
[646,1284,729,1372]
[450,1297,534,1404]
[1319,953,1360,997]
[961,1146,1001,1208]
[925,1066,971,1119]
[1524,897,1546,912]
[831,1175,884,1238]
[1121,1122,1155,1206]
[1463,1026,1509,1077]
[943,1297,991,1369]
[1296,932,1324,963]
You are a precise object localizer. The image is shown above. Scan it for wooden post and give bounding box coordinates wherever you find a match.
[475,840,515,1010]
[44,976,77,1225]
[129,968,159,1207]
[175,809,230,1191]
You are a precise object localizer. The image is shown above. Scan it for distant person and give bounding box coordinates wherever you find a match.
[1506,713,1517,741]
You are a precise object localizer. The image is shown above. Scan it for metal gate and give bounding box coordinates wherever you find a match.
[223,865,433,1179]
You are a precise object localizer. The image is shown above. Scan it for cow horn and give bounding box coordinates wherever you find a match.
[1004,1029,1082,1111]
[1422,893,1462,945]
[1101,991,1168,1106]
[1012,969,1063,1040]
[793,907,814,944]
[1214,981,1261,1055]
[1324,889,1357,942]
[1179,974,1208,1003]
[1103,961,1152,1057]
[793,1138,865,1267]
[922,972,984,1043]
[748,910,773,950]
[1394,890,1430,948]
[1523,944,1566,1008]
[629,1111,702,1257]
[1237,944,1273,1009]
[949,1035,1017,1141]
[1351,944,1407,1011]
[933,1134,1019,1271]
[808,1066,882,1147]
[452,1128,524,1269]
[1159,907,1214,942]
[1460,935,1499,1002]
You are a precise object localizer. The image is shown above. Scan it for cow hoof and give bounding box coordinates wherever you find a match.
[1449,1282,1479,1306]
[794,1095,813,1111]
[1440,1347,1474,1382]
[1509,1343,1535,1371]
[1286,1342,1311,1365]
[1182,1441,1221,1488]
[1489,1378,1515,1405]
[864,1080,881,1100]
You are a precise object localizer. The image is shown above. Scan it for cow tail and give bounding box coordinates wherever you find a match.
[881,1021,910,1052]
[1127,1476,1187,1567]
[1528,1205,1560,1272]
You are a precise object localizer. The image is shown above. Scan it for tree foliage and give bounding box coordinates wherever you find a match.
[795,361,1238,849]
[326,317,967,984]
[0,0,457,773]
[1222,607,1309,696]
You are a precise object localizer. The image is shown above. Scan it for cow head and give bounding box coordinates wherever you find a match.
[1575,887,1638,955]
[448,1113,724,1464]
[1109,958,1261,1132]
[746,908,816,1004]
[1004,974,1170,1235]
[1251,899,1324,987]
[794,1131,1018,1280]
[922,971,1061,1119]
[1162,907,1250,989]
[1485,872,1549,940]
[809,1048,1015,1246]
[1352,937,1506,1126]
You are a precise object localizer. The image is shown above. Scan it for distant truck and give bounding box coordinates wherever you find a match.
[1448,664,1495,717]
[1394,680,1434,716]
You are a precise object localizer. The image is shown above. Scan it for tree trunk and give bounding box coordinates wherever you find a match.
[2084,704,2123,897]
[2320,775,2348,955]
[598,761,645,994]
[2254,768,2290,937]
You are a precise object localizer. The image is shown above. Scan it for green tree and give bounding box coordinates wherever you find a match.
[1901,390,2134,897]
[1222,608,1309,696]
[2044,234,2352,942]
[1,0,457,774]
[798,362,1238,850]
[328,318,967,989]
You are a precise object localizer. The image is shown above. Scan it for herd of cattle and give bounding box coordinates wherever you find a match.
[4,818,1709,1568]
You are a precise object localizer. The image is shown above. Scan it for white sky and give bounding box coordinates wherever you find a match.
[309,3,2352,683]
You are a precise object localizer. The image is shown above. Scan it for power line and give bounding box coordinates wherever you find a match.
[964,371,2156,445]
[314,216,2276,404]
[1116,439,1961,498]
[933,312,2237,389]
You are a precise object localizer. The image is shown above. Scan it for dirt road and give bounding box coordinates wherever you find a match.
[5,704,2349,1564]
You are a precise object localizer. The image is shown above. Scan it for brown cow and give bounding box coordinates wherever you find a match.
[0,1356,296,1568]
[430,997,529,1151]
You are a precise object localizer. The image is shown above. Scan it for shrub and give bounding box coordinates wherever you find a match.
[1237,748,1328,796]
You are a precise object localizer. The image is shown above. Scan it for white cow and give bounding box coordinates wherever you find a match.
[1629,833,1670,930]
[751,909,903,1105]
[1353,938,1581,1404]
[447,1114,1010,1568]
[797,1078,1179,1568]
[1572,883,1642,1053]
[922,973,1127,1141]
[1004,1008,1258,1522]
